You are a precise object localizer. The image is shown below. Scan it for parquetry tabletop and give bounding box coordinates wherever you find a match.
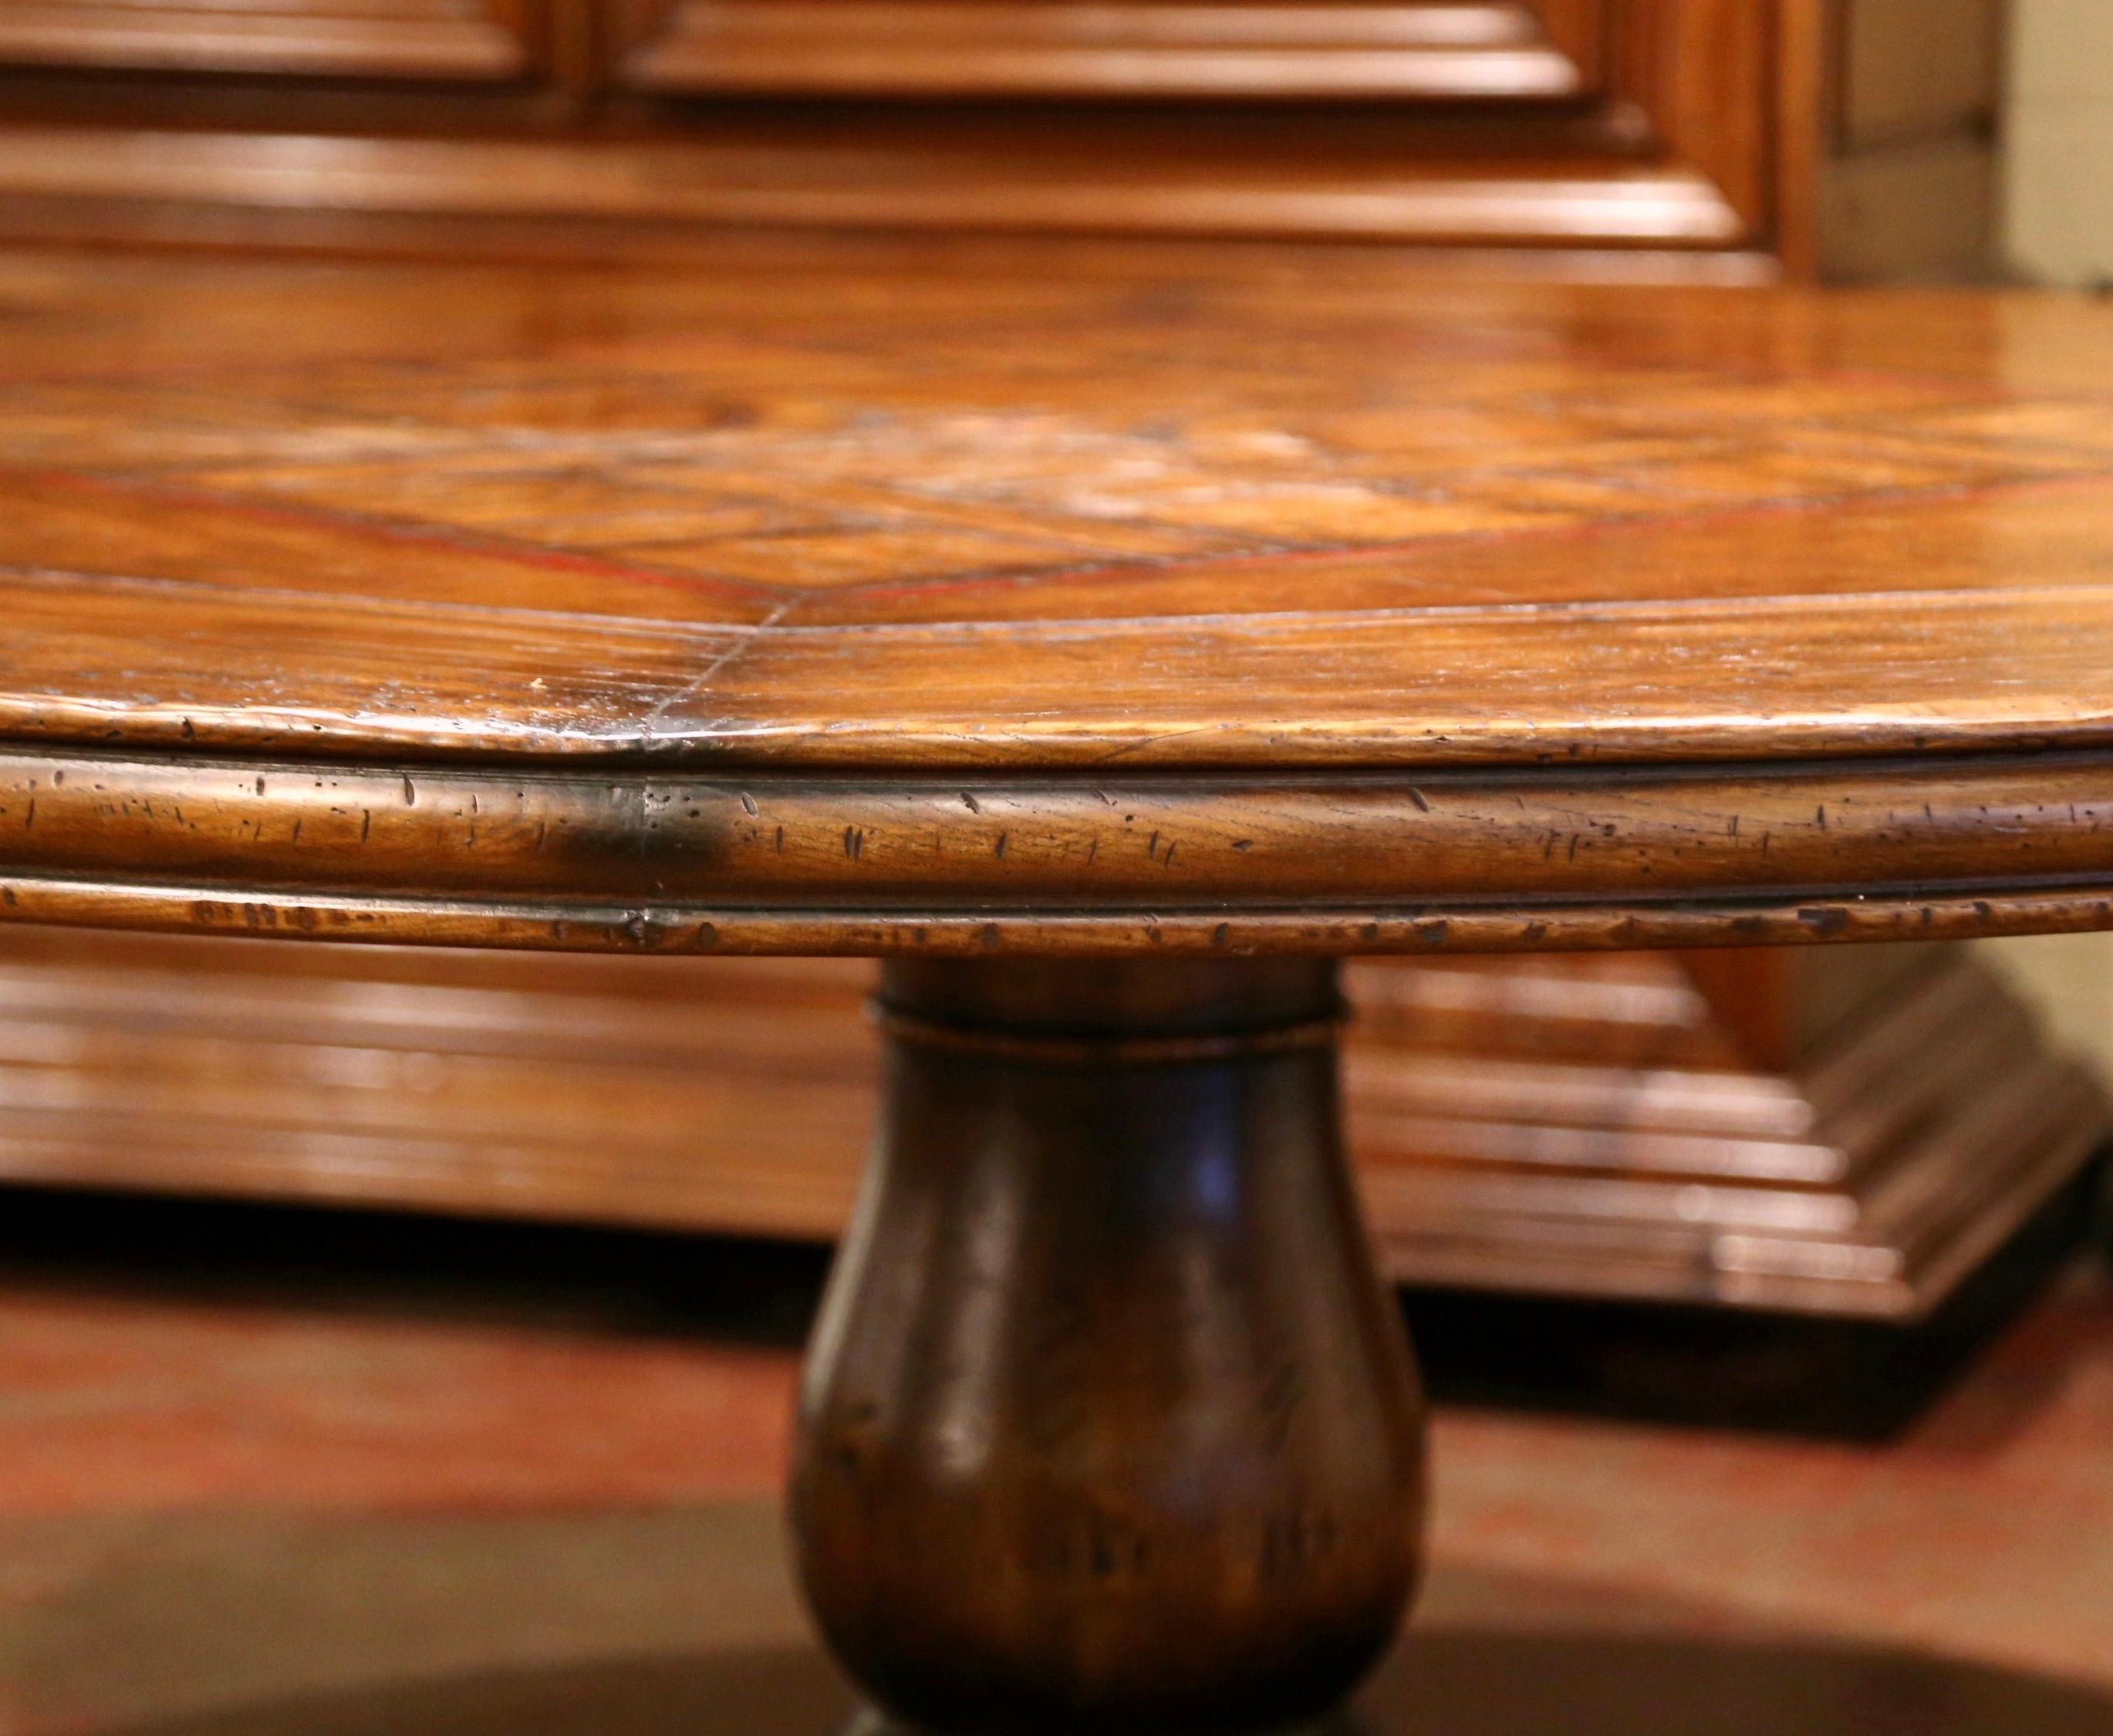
[5,241,2113,955]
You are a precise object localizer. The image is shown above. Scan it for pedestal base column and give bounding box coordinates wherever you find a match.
[791,959,1426,1736]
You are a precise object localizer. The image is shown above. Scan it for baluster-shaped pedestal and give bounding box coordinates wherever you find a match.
[792,959,1426,1735]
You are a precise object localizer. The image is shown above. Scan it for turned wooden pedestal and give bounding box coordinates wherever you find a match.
[795,961,1423,1734]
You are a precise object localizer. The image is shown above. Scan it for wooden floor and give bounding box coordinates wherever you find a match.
[3,1191,2112,1735]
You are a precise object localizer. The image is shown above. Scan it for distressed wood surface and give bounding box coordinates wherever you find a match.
[3,238,2113,954]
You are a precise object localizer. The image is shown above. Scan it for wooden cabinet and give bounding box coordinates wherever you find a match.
[0,0,547,81]
[0,1,2005,275]
[0,0,1821,266]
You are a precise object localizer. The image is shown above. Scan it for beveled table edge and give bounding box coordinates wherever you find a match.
[7,686,2113,775]
[2,744,2110,955]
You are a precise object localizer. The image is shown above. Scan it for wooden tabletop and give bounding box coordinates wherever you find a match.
[2,237,2111,956]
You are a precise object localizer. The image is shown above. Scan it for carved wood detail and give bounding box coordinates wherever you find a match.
[595,0,1789,249]
[0,0,1815,254]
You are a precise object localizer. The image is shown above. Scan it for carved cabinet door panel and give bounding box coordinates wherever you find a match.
[609,0,1606,102]
[592,0,1803,259]
[0,2,1819,276]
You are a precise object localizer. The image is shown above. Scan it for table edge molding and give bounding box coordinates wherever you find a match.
[3,745,2111,954]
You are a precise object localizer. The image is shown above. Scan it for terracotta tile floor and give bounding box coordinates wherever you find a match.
[2,1194,2112,1735]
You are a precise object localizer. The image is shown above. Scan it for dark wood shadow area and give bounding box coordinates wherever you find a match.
[0,1180,2099,1441]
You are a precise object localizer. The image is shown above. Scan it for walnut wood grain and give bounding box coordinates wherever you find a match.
[4,748,2111,956]
[2,242,2113,954]
[794,958,1424,1734]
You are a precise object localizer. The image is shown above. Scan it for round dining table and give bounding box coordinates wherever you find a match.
[3,235,2111,1735]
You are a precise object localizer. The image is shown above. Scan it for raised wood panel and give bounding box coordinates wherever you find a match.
[612,0,1602,101]
[0,0,543,80]
[605,0,1782,252]
[0,0,1806,255]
